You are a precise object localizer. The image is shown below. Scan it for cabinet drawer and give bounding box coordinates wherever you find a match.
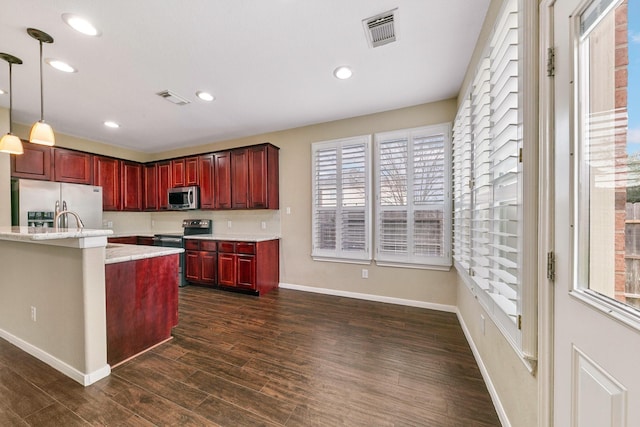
[200,240,217,252]
[236,242,256,254]
[184,240,200,250]
[218,241,236,253]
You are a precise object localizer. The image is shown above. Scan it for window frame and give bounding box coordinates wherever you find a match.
[374,123,453,270]
[311,135,372,263]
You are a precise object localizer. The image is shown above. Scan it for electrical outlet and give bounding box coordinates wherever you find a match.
[227,220,232,229]
[261,221,267,230]
[107,221,113,228]
[151,220,155,228]
[362,269,368,279]
[480,314,485,335]
[286,207,291,215]
[30,306,36,322]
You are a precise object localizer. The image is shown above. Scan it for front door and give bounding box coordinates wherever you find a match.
[552,0,640,425]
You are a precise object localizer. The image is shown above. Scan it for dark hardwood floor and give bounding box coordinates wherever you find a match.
[0,286,501,426]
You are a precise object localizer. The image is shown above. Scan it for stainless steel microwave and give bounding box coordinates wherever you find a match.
[168,186,199,210]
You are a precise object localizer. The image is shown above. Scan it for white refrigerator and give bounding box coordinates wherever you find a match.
[11,179,103,229]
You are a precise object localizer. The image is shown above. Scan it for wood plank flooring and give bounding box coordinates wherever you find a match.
[0,286,501,426]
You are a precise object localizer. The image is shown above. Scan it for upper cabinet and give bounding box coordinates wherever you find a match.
[231,148,249,209]
[198,154,215,210]
[121,161,143,211]
[143,163,158,211]
[11,141,52,181]
[53,148,92,184]
[248,144,279,209]
[214,151,232,210]
[93,156,121,211]
[171,157,198,188]
[157,161,172,210]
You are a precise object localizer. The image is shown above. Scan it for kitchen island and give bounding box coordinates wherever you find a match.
[0,227,182,386]
[104,243,182,366]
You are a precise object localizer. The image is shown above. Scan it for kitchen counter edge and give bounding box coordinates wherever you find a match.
[105,243,184,264]
[183,234,280,242]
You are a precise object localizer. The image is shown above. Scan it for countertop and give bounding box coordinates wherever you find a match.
[183,234,280,242]
[0,226,113,242]
[105,243,184,264]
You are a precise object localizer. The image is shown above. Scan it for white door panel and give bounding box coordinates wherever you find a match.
[552,0,640,425]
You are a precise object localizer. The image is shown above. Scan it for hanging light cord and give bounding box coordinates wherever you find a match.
[8,61,14,133]
[39,40,44,121]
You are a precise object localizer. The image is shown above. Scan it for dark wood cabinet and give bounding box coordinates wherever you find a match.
[157,161,171,210]
[248,144,279,209]
[231,148,249,209]
[137,236,155,246]
[217,239,278,294]
[122,161,143,211]
[143,163,158,211]
[185,157,198,186]
[185,239,217,286]
[171,157,198,188]
[214,151,232,209]
[53,148,92,184]
[11,141,52,180]
[198,154,215,210]
[93,156,121,211]
[107,236,138,244]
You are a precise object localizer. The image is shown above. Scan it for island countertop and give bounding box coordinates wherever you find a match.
[0,226,113,242]
[105,243,184,264]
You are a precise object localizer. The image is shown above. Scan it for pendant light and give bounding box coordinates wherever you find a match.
[0,53,24,155]
[27,28,55,146]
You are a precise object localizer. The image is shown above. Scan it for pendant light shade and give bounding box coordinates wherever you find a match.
[0,52,24,155]
[27,28,55,146]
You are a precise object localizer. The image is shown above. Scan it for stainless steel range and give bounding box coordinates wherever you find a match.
[153,219,212,287]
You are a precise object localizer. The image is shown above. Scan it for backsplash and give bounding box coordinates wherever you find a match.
[102,210,281,236]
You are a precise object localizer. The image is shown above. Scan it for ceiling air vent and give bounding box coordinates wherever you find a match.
[156,90,191,106]
[363,8,397,48]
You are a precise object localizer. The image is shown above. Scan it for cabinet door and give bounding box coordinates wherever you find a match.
[236,254,256,289]
[201,251,217,285]
[217,253,236,286]
[122,161,143,211]
[198,154,215,209]
[248,144,279,209]
[214,151,232,209]
[93,156,121,211]
[11,141,52,180]
[231,148,249,209]
[157,161,171,210]
[171,159,185,187]
[143,163,158,211]
[185,251,202,282]
[137,237,155,246]
[54,148,92,184]
[185,157,199,186]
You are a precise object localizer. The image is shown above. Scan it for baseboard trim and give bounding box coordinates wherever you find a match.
[278,282,457,313]
[455,309,510,427]
[0,328,110,386]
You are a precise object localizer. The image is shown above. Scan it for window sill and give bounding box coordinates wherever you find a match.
[375,260,452,271]
[311,256,372,265]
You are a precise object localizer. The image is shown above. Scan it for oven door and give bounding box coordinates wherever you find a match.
[153,235,186,287]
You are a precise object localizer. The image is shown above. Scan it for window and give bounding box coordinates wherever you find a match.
[312,136,371,262]
[375,124,452,268]
[452,0,537,358]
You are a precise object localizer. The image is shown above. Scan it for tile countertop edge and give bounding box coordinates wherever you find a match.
[105,244,184,264]
[183,235,281,242]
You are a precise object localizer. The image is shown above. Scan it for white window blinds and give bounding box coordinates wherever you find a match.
[453,0,523,343]
[375,124,452,268]
[312,136,371,262]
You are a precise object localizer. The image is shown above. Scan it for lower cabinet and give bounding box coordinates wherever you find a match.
[185,240,217,286]
[185,238,279,295]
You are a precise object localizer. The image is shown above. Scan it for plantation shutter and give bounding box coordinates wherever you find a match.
[453,97,472,270]
[375,124,451,268]
[312,136,371,261]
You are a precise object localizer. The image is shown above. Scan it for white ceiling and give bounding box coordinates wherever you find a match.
[0,0,490,153]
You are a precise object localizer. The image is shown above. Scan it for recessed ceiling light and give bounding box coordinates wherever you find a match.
[104,121,119,128]
[46,59,77,73]
[196,91,215,102]
[62,13,100,36]
[333,66,353,80]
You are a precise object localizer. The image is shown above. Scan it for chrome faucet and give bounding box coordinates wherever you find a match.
[55,210,85,230]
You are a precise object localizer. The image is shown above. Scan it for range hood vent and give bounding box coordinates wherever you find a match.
[363,9,397,48]
[156,90,191,106]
